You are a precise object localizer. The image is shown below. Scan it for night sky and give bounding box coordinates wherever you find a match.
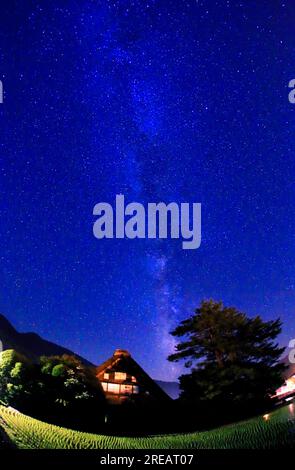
[0,0,294,381]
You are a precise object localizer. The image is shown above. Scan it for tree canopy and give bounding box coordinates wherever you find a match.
[0,350,105,431]
[168,300,285,416]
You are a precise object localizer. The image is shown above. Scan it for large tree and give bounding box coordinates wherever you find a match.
[38,354,106,430]
[0,351,106,431]
[0,349,37,409]
[168,300,285,416]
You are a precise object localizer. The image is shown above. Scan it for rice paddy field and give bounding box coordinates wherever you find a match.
[0,402,295,449]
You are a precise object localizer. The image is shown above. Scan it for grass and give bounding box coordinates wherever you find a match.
[0,403,295,449]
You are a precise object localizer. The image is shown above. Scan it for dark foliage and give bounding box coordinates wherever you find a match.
[168,300,286,422]
[0,350,106,432]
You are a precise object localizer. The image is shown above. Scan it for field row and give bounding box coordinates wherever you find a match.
[0,404,294,449]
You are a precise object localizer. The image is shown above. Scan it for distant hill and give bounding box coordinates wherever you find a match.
[2,312,290,394]
[0,314,179,395]
[156,380,180,400]
[0,314,93,366]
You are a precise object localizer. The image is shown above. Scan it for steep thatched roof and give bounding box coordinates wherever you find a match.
[96,349,171,402]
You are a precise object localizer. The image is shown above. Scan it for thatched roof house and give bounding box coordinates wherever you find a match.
[96,349,170,404]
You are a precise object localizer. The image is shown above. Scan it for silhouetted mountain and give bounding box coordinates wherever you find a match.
[156,380,180,399]
[0,314,93,366]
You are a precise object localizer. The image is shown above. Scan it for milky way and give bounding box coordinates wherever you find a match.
[0,1,294,380]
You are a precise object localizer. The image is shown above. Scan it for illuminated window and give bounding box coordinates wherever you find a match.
[115,372,127,381]
[121,384,133,394]
[131,376,137,383]
[104,373,110,379]
[101,382,108,391]
[133,386,139,394]
[107,383,120,394]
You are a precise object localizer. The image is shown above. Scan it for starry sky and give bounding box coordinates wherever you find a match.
[0,0,294,381]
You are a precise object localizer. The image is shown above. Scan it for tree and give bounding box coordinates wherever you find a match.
[39,354,106,430]
[168,300,285,420]
[0,351,106,431]
[39,354,103,404]
[0,349,37,409]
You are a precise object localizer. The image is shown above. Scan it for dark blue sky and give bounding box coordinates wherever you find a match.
[0,0,294,380]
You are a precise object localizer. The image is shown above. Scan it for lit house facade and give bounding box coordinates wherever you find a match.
[101,369,139,397]
[275,374,295,400]
[96,349,170,404]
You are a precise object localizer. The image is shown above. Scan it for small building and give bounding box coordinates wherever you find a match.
[274,374,295,400]
[96,349,170,405]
